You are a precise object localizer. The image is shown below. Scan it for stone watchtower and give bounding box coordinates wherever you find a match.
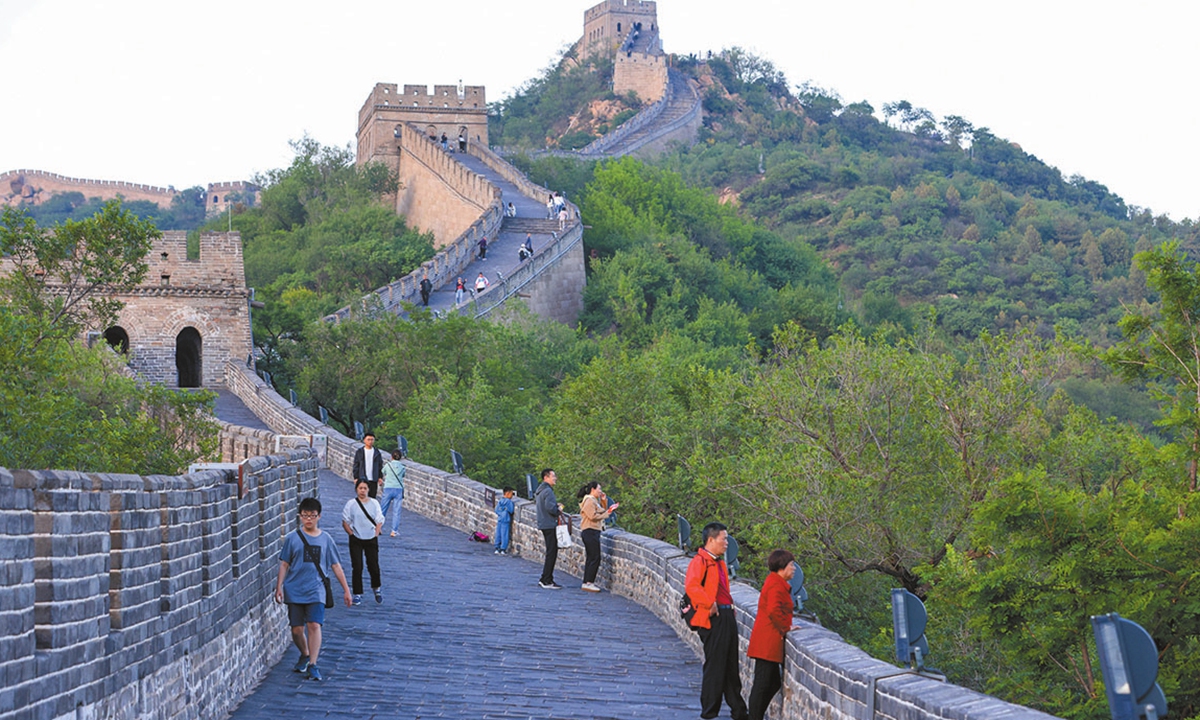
[582,0,668,104]
[99,232,252,389]
[356,82,488,184]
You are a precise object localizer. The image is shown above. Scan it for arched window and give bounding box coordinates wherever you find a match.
[103,326,129,355]
[176,327,202,388]
[213,195,220,204]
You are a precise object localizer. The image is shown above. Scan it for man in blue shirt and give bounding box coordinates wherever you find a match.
[274,497,352,681]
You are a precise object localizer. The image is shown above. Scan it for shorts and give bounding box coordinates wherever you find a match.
[287,602,325,627]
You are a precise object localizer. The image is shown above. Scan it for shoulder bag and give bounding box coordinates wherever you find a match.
[297,530,334,608]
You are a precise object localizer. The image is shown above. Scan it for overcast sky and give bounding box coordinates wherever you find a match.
[1,0,1195,220]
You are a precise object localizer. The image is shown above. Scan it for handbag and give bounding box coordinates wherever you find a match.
[556,514,574,548]
[297,530,335,608]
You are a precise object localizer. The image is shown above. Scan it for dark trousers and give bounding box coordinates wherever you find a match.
[581,528,601,583]
[366,480,378,499]
[540,528,558,584]
[348,535,380,594]
[698,607,749,720]
[748,659,782,720]
[420,290,430,306]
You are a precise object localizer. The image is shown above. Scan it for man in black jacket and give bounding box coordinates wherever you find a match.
[351,432,384,498]
[534,468,564,589]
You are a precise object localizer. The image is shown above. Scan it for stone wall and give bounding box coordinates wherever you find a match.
[0,169,176,208]
[512,228,587,325]
[614,50,668,103]
[392,123,499,249]
[223,360,1059,720]
[0,449,320,720]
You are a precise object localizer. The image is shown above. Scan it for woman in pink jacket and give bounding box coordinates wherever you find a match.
[746,549,797,720]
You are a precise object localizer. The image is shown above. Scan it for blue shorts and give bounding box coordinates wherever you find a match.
[287,602,325,627]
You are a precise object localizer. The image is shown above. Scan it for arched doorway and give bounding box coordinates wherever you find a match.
[176,327,202,388]
[103,326,129,355]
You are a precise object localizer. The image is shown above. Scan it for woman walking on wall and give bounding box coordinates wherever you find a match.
[576,482,619,592]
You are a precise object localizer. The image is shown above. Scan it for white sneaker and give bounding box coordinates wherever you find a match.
[582,582,601,593]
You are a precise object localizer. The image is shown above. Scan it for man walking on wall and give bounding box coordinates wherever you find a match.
[274,497,352,682]
[352,432,384,498]
[534,468,564,589]
[686,522,750,720]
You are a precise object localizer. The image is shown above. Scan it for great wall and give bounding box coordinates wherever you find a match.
[0,2,1065,719]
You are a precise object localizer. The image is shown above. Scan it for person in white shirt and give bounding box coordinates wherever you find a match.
[475,272,490,292]
[341,480,384,605]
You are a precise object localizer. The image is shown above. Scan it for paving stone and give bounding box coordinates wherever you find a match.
[227,470,703,719]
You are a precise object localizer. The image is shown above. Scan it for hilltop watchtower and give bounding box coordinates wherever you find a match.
[582,0,667,104]
[356,82,489,178]
[583,0,658,59]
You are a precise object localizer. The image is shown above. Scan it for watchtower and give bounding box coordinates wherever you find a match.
[582,0,658,60]
[356,82,489,186]
[98,231,252,389]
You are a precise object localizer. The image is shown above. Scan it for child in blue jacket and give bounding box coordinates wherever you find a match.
[494,487,516,554]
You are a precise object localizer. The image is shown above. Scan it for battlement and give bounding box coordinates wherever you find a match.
[358,82,486,130]
[1,168,175,196]
[584,0,657,21]
[145,231,246,288]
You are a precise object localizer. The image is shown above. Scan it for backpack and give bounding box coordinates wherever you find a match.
[678,559,710,630]
[470,531,490,543]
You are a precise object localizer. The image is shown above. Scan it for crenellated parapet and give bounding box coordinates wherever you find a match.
[0,449,320,720]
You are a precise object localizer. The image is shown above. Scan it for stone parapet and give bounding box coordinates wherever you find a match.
[0,450,319,720]
[222,364,1061,720]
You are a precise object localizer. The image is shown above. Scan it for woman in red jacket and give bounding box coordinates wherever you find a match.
[746,549,797,720]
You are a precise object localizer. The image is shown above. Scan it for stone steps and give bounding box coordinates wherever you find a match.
[502,217,562,234]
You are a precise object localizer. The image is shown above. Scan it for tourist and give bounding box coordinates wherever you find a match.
[524,234,533,256]
[341,479,384,605]
[577,482,619,592]
[747,550,797,720]
[458,133,466,153]
[455,276,466,304]
[478,235,488,260]
[379,449,406,538]
[474,272,490,293]
[558,206,568,230]
[352,432,384,498]
[534,468,564,589]
[507,202,517,218]
[274,496,352,682]
[494,486,516,555]
[685,522,749,720]
[419,272,433,306]
[440,133,448,151]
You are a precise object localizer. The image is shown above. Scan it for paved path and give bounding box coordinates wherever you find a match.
[424,151,568,317]
[213,388,272,431]
[228,470,702,719]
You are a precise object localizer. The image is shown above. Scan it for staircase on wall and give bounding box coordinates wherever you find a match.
[584,68,699,158]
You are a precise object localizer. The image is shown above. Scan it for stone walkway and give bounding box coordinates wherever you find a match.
[423,151,568,317]
[227,470,702,719]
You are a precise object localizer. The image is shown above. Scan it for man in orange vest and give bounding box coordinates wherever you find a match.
[685,522,749,720]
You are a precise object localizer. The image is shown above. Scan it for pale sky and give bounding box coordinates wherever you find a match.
[1,0,1195,220]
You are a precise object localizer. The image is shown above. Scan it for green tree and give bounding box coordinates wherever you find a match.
[1105,241,1200,490]
[1,201,157,347]
[0,203,217,474]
